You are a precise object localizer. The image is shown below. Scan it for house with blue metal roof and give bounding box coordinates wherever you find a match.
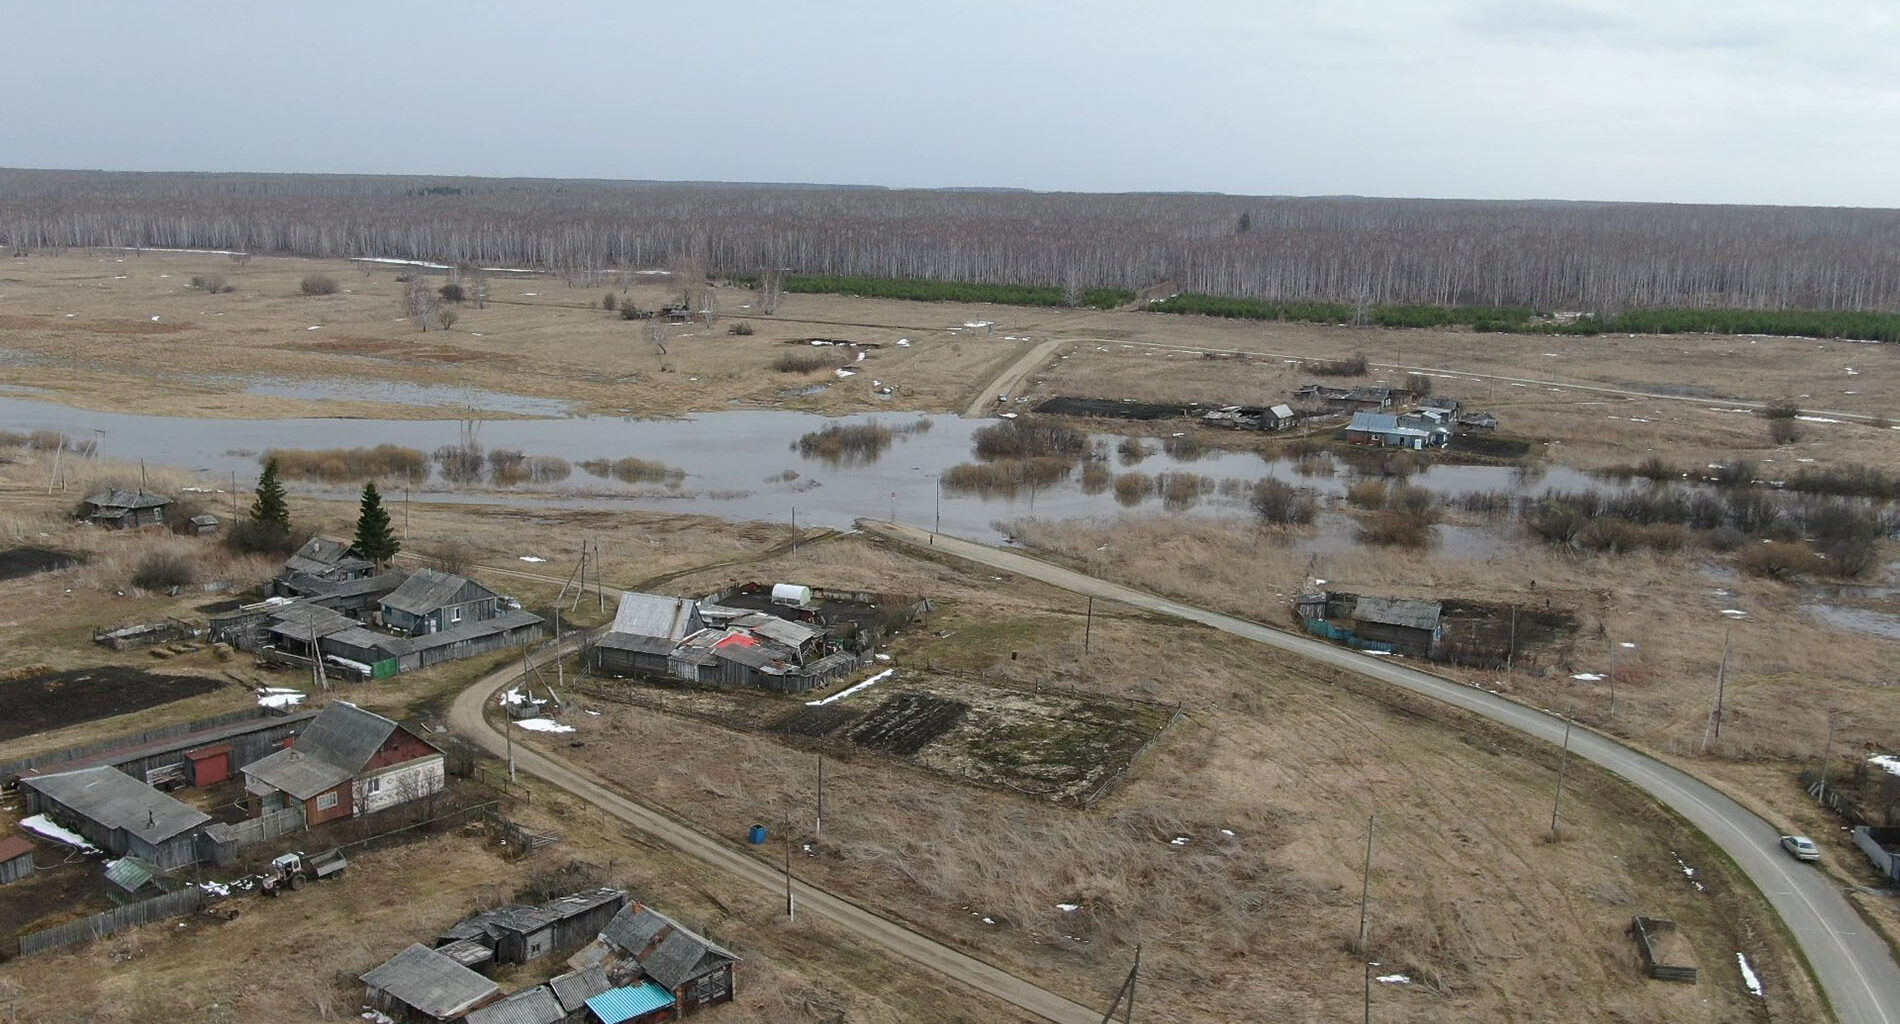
[1345,411,1450,450]
[585,982,676,1024]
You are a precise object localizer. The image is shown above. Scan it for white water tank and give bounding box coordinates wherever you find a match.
[772,583,813,606]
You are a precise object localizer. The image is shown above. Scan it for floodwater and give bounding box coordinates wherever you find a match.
[236,377,574,417]
[0,395,1607,544]
[1803,584,1900,641]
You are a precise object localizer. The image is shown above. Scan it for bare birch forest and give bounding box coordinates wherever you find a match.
[2,168,1896,311]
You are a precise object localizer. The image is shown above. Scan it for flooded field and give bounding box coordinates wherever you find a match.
[0,394,1612,543]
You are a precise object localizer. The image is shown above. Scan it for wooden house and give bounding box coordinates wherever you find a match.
[381,568,501,635]
[81,489,172,529]
[437,889,627,968]
[19,766,211,869]
[240,702,443,825]
[0,837,35,884]
[1350,596,1444,657]
[598,905,739,1014]
[361,943,501,1023]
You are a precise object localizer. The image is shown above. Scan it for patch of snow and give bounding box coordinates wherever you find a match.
[981,916,996,925]
[515,718,575,733]
[1376,974,1412,985]
[856,351,866,362]
[585,709,601,716]
[1797,415,1842,424]
[500,687,528,706]
[1056,903,1081,912]
[257,689,306,709]
[199,880,231,897]
[808,669,895,706]
[835,368,857,378]
[1571,673,1604,681]
[1846,367,1860,375]
[1720,609,1748,618]
[150,316,160,322]
[896,338,910,346]
[999,411,1018,419]
[1621,642,1637,648]
[1867,754,1900,777]
[307,325,322,331]
[518,555,547,563]
[1170,835,1192,846]
[963,320,994,328]
[1672,852,1707,891]
[22,814,97,851]
[1737,952,1763,996]
[1220,828,1236,836]
[874,653,892,662]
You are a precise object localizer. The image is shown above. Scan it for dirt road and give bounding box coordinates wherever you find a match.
[859,519,1900,1024]
[447,639,1101,1024]
[965,339,1066,418]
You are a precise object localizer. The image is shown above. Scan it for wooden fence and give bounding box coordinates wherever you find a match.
[17,889,206,958]
[201,806,307,865]
[1630,916,1698,983]
[0,708,281,785]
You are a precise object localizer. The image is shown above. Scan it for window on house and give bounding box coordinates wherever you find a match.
[316,792,339,811]
[365,777,382,795]
[450,607,463,623]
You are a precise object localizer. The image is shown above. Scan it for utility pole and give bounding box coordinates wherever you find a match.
[45,438,61,495]
[934,474,942,537]
[403,486,410,544]
[595,539,605,613]
[790,505,797,556]
[1712,627,1732,744]
[1084,596,1093,655]
[890,491,896,523]
[1097,945,1140,1024]
[1507,605,1517,674]
[1363,959,1372,1024]
[230,471,238,520]
[815,755,825,837]
[1551,711,1573,840]
[1607,633,1617,723]
[784,821,795,920]
[1357,812,1375,951]
[1818,712,1838,798]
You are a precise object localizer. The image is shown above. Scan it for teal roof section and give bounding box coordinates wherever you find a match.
[586,982,677,1024]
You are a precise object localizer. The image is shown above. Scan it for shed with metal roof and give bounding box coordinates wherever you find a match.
[0,836,35,884]
[18,765,211,869]
[464,985,565,1024]
[585,982,677,1024]
[361,943,502,1022]
[1350,596,1444,656]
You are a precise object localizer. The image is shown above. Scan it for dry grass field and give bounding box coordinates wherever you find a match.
[513,536,1816,1024]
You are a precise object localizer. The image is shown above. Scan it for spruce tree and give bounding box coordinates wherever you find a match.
[250,458,291,533]
[352,481,399,565]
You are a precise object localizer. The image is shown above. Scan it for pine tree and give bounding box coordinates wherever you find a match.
[352,481,399,565]
[250,458,291,533]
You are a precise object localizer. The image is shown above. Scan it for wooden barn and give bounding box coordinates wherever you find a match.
[19,766,210,869]
[437,888,627,967]
[1350,596,1444,657]
[382,568,501,635]
[598,904,739,1014]
[81,489,172,529]
[361,943,501,1023]
[0,837,36,884]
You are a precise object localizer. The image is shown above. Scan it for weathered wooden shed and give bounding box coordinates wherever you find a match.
[0,837,36,884]
[464,985,566,1024]
[598,905,739,1014]
[361,943,502,1023]
[81,489,172,529]
[381,568,501,635]
[1350,596,1444,657]
[19,766,211,869]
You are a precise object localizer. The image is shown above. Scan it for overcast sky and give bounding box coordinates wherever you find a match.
[3,1,1894,207]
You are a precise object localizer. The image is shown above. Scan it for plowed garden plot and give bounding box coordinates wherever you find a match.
[0,667,224,741]
[771,704,860,738]
[848,694,968,755]
[0,547,82,582]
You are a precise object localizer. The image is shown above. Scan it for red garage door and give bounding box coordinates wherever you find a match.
[185,744,233,786]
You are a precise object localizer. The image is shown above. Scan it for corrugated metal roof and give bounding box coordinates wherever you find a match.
[1268,404,1295,419]
[437,938,496,969]
[21,766,210,844]
[0,836,35,863]
[104,856,157,892]
[586,983,677,1024]
[609,592,705,641]
[600,906,671,955]
[1352,596,1442,632]
[549,965,612,1013]
[731,612,823,648]
[643,928,738,990]
[285,537,375,578]
[240,747,353,800]
[463,985,564,1024]
[383,568,492,617]
[360,943,500,1020]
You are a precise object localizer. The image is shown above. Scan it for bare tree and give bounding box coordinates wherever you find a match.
[438,307,459,330]
[757,267,786,315]
[405,275,438,331]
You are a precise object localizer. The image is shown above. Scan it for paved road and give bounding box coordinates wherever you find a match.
[448,637,1101,1024]
[861,520,1900,1024]
[966,339,1066,418]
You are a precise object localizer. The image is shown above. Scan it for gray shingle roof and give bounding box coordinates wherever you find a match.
[361,943,500,1019]
[84,489,172,510]
[1352,596,1442,632]
[599,906,671,955]
[548,965,612,1013]
[383,568,491,617]
[294,702,405,774]
[463,985,564,1024]
[609,592,704,641]
[730,612,822,648]
[21,766,211,844]
[240,747,354,800]
[285,537,375,579]
[643,928,739,991]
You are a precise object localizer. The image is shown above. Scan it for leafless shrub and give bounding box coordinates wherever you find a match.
[611,457,686,486]
[266,445,427,483]
[972,420,1087,460]
[1251,479,1317,525]
[188,274,231,293]
[1311,353,1369,377]
[1117,437,1152,464]
[300,274,338,296]
[797,423,894,465]
[1161,434,1205,460]
[1113,472,1154,506]
[132,550,194,590]
[774,351,847,373]
[1738,541,1825,580]
[1080,461,1113,494]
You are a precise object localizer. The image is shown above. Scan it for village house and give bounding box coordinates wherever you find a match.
[19,765,211,869]
[592,590,858,693]
[1297,384,1394,411]
[284,536,376,584]
[362,943,502,1023]
[597,904,739,1014]
[0,837,35,884]
[1349,596,1445,658]
[1344,411,1451,450]
[436,888,628,968]
[239,702,444,826]
[382,568,501,635]
[80,488,172,529]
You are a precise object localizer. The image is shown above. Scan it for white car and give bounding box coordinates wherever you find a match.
[1780,835,1821,862]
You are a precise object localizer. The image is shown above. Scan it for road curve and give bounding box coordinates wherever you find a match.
[448,637,1101,1024]
[966,339,1066,418]
[860,520,1900,1024]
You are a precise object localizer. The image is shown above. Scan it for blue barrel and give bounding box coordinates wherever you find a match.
[748,823,769,845]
